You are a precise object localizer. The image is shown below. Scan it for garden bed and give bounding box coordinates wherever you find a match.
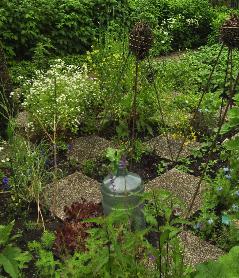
[1,4,239,275]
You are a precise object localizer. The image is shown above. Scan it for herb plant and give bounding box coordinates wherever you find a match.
[0,221,31,278]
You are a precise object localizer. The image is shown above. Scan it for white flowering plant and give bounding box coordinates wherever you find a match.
[20,59,103,134]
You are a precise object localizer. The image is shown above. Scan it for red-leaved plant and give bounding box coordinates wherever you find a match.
[54,198,102,256]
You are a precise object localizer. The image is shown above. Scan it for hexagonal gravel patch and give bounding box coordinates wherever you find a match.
[145,168,204,215]
[43,171,101,220]
[145,135,201,161]
[179,231,224,267]
[67,135,113,165]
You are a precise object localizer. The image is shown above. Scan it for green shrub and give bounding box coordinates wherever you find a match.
[88,40,227,138]
[0,0,216,59]
[0,0,130,59]
[130,0,213,55]
[207,7,231,45]
[6,134,50,206]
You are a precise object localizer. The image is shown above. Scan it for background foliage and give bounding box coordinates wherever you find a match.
[129,0,214,55]
[0,0,130,59]
[0,0,221,60]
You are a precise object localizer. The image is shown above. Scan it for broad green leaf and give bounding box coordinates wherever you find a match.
[0,251,19,278]
[106,148,118,162]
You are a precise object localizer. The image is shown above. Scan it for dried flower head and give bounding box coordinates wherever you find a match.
[220,14,239,48]
[129,22,153,60]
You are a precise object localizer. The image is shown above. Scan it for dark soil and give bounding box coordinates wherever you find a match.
[129,153,175,182]
[79,152,175,183]
[51,135,227,184]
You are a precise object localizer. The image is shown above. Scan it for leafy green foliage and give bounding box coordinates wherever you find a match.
[130,0,213,55]
[27,190,190,277]
[87,34,160,137]
[194,167,239,250]
[0,222,32,278]
[86,41,233,138]
[0,0,130,59]
[28,232,59,278]
[207,7,231,45]
[105,147,123,173]
[7,134,50,206]
[0,41,15,139]
[221,93,239,197]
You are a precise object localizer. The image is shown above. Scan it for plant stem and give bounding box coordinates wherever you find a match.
[131,59,139,160]
[152,190,162,277]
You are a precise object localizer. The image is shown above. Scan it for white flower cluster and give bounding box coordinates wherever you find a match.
[185,17,199,27]
[162,14,200,29]
[21,60,102,133]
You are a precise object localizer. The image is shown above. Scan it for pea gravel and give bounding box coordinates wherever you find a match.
[145,135,201,161]
[67,135,113,165]
[179,231,224,267]
[43,171,101,220]
[145,168,205,215]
